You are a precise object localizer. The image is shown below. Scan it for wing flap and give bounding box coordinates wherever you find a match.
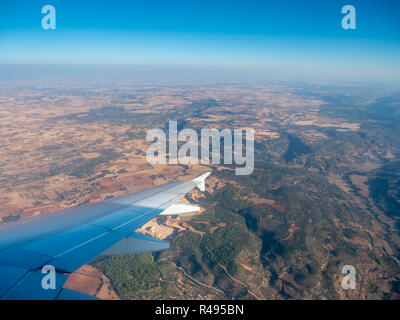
[101,232,169,256]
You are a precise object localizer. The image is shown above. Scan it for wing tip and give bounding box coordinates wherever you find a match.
[193,171,212,192]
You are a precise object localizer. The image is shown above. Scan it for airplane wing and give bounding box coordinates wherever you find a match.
[0,172,211,300]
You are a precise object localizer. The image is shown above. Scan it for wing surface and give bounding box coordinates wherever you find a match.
[0,172,211,300]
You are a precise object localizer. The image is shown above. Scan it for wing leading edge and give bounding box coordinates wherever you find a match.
[0,172,211,300]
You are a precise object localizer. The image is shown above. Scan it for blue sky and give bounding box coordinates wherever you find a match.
[0,0,399,81]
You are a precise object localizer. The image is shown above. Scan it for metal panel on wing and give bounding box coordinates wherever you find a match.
[1,270,68,300]
[48,229,122,273]
[88,205,153,230]
[21,224,109,257]
[0,266,29,299]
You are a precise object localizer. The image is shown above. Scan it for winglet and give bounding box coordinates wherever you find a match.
[192,172,211,192]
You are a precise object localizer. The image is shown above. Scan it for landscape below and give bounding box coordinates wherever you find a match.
[0,81,399,299]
